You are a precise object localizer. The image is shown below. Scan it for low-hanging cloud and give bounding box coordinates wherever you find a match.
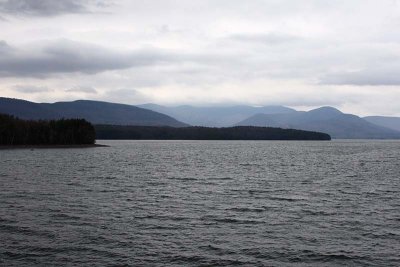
[66,85,97,93]
[0,39,249,79]
[0,40,13,53]
[320,67,400,86]
[227,33,302,45]
[0,0,110,17]
[11,84,52,93]
[0,39,179,77]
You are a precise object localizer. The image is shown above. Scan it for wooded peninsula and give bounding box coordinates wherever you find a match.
[0,113,96,146]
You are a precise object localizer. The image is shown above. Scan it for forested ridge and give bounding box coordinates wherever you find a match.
[95,125,331,140]
[0,113,95,145]
[0,97,187,127]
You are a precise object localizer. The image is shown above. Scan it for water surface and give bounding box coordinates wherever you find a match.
[1,140,399,266]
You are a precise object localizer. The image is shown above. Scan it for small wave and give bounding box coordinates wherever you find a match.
[0,224,55,238]
[66,182,83,186]
[201,215,263,225]
[165,254,205,264]
[226,207,264,213]
[302,209,335,216]
[286,252,358,263]
[50,212,82,221]
[147,224,182,230]
[248,189,271,194]
[17,245,127,260]
[0,217,16,224]
[2,251,48,259]
[268,196,306,202]
[361,231,400,239]
[200,244,224,251]
[168,177,198,181]
[208,177,233,181]
[166,253,250,266]
[338,190,359,195]
[242,248,366,263]
[239,163,260,167]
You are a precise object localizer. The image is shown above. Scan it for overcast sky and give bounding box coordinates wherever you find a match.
[1,0,400,115]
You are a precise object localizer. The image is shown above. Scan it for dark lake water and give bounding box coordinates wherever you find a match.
[1,140,400,266]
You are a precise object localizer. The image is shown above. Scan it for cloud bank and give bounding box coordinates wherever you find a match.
[0,39,179,77]
[0,0,108,16]
[0,0,400,116]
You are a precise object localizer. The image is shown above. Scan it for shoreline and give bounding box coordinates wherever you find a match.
[0,144,109,150]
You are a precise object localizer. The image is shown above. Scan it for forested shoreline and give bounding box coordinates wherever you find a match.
[95,125,331,140]
[0,113,96,145]
[0,113,331,145]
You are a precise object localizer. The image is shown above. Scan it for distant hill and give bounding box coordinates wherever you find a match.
[0,97,187,127]
[364,116,400,132]
[236,106,400,139]
[138,104,296,127]
[0,98,60,120]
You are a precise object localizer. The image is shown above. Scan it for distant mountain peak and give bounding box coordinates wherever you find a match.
[236,106,400,139]
[309,106,343,114]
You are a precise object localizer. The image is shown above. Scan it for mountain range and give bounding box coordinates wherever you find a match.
[139,103,400,139]
[236,107,400,139]
[138,103,296,127]
[0,98,187,127]
[1,97,400,139]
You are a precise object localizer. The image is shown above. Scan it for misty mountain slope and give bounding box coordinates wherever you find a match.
[237,106,400,139]
[364,116,400,132]
[0,97,60,120]
[0,98,187,127]
[138,104,296,127]
[45,100,188,126]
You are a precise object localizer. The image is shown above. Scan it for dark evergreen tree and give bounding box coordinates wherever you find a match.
[0,114,95,145]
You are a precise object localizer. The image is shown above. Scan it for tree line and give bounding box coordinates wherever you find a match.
[95,125,331,140]
[0,113,95,145]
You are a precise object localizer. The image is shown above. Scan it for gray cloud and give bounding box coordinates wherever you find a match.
[1,0,400,115]
[0,40,13,53]
[0,39,177,77]
[3,37,399,90]
[320,67,400,86]
[102,88,149,104]
[66,85,97,93]
[0,39,246,79]
[11,84,52,93]
[227,33,301,45]
[0,0,109,17]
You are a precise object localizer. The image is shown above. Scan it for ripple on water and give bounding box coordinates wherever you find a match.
[1,140,400,266]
